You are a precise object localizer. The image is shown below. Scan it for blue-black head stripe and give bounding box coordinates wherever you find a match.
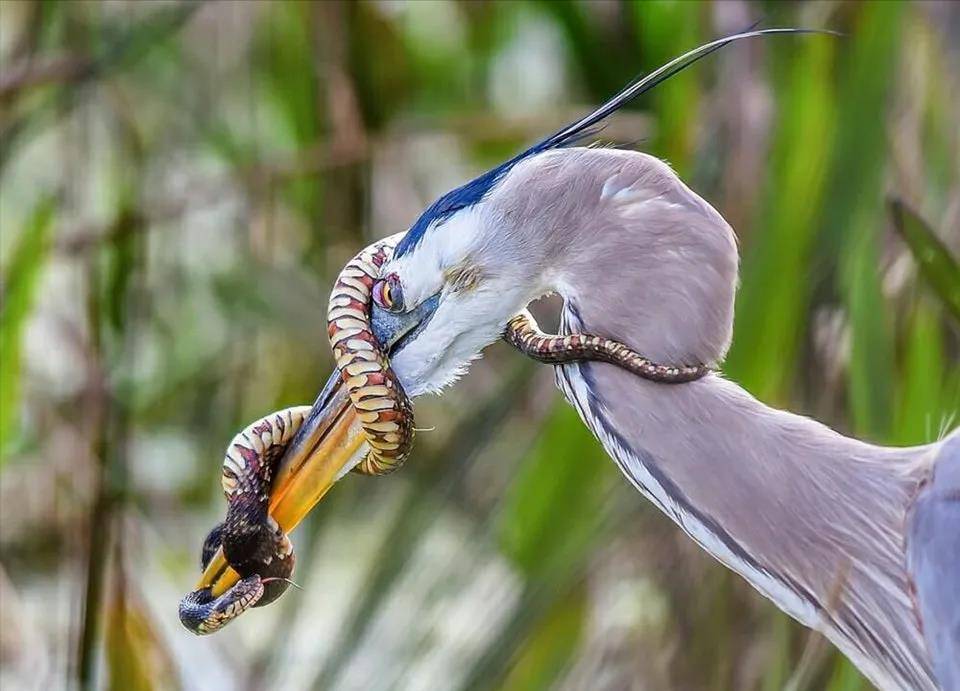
[393,28,823,259]
[394,163,512,257]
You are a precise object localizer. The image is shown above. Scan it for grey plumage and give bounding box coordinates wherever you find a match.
[909,437,960,690]
[443,147,957,689]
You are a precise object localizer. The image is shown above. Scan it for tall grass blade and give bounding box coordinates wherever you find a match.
[726,38,835,401]
[0,197,55,457]
[105,562,177,691]
[629,0,702,178]
[889,199,960,322]
[826,1,905,439]
[460,403,616,689]
[498,583,586,691]
[497,403,613,580]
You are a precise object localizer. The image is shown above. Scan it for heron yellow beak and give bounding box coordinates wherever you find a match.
[195,285,436,597]
[195,376,364,597]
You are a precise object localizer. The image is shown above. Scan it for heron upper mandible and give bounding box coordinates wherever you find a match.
[190,29,959,690]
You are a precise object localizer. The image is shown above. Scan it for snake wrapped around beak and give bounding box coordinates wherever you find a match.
[178,236,413,635]
[325,235,415,476]
[178,235,709,634]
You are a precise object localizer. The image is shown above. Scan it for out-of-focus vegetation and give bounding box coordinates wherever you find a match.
[1,2,958,690]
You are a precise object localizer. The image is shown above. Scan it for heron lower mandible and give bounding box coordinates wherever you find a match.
[190,29,959,690]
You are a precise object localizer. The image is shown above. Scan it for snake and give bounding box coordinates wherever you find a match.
[178,237,412,635]
[179,238,710,634]
[504,309,710,383]
[325,234,415,476]
[178,408,308,634]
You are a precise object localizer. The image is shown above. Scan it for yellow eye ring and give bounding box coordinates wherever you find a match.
[374,273,404,312]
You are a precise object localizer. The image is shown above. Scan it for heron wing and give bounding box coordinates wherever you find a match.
[908,432,960,691]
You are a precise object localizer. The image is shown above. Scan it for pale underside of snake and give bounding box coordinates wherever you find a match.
[178,237,711,634]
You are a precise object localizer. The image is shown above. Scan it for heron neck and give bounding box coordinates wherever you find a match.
[520,150,738,367]
[556,350,933,689]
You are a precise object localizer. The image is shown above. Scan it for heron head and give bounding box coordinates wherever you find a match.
[370,200,548,396]
[370,140,741,392]
[194,28,819,600]
[362,25,826,395]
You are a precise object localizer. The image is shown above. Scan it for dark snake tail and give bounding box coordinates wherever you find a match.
[503,309,711,384]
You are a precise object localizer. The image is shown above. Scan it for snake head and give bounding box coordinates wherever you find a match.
[184,493,295,635]
[181,516,295,634]
[178,575,265,635]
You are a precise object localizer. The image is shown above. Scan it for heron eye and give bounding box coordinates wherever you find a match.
[374,273,404,312]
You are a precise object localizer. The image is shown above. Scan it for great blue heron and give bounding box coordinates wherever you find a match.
[186,30,959,690]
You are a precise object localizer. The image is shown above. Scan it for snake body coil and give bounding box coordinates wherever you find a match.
[326,236,415,476]
[178,408,308,634]
[505,309,710,384]
[179,238,411,634]
[180,238,708,634]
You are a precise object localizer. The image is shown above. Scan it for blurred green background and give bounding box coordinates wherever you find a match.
[1,1,958,690]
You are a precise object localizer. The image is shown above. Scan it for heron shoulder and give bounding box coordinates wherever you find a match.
[484,147,739,366]
[488,146,738,273]
[493,147,688,204]
[907,432,960,690]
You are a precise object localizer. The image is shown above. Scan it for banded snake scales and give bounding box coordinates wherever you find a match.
[179,235,710,634]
